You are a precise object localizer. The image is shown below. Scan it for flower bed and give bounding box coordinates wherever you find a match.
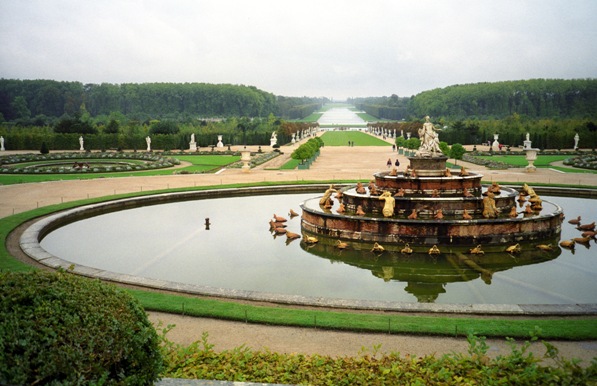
[0,152,179,174]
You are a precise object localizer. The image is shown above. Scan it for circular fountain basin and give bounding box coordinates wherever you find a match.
[18,187,597,311]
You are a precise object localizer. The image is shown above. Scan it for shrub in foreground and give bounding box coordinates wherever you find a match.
[0,270,163,385]
[160,332,597,385]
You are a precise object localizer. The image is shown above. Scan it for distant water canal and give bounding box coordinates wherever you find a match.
[40,193,597,305]
[317,107,367,126]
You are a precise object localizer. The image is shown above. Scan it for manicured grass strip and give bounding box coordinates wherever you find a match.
[320,131,391,146]
[296,112,323,122]
[131,289,597,340]
[175,155,240,166]
[279,159,301,170]
[547,165,597,174]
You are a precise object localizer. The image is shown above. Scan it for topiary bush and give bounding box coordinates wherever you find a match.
[0,270,163,385]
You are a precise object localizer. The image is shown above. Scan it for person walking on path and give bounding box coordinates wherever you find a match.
[387,158,392,169]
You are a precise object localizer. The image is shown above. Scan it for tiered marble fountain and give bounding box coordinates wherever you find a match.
[300,118,563,251]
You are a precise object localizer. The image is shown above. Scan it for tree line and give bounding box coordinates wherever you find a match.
[352,79,597,121]
[0,79,325,124]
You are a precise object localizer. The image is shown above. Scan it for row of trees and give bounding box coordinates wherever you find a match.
[0,79,325,124]
[0,112,325,151]
[352,79,597,121]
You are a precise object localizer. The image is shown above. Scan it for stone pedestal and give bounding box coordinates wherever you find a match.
[241,150,251,173]
[189,142,197,151]
[408,155,448,176]
[525,148,538,172]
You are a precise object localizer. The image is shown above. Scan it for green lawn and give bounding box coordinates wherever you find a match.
[295,112,323,122]
[320,131,391,146]
[279,158,301,170]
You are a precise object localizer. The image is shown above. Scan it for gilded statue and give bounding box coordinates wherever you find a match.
[378,191,395,217]
[482,192,499,218]
[319,185,336,206]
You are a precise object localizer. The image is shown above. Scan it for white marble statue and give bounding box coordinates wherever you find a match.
[216,135,223,148]
[0,136,4,151]
[189,133,197,151]
[146,136,151,151]
[79,136,84,151]
[417,116,442,154]
[574,133,580,150]
[270,131,278,147]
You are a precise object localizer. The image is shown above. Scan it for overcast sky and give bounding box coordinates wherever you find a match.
[1,0,596,100]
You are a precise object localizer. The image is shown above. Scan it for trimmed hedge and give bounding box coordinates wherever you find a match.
[0,270,163,385]
[291,137,323,160]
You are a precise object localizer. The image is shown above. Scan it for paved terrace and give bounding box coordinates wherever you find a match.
[1,140,595,218]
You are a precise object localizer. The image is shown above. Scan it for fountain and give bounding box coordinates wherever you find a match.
[301,117,564,247]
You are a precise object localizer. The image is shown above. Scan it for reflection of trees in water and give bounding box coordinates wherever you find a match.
[300,236,561,303]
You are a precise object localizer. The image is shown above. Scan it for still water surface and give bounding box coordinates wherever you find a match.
[41,193,597,304]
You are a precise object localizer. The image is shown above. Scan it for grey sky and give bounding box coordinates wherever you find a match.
[1,0,596,100]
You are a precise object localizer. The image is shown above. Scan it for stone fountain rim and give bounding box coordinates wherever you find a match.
[16,183,597,316]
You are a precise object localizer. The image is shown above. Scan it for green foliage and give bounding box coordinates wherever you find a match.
[104,118,120,134]
[409,79,597,120]
[0,79,278,120]
[439,141,450,155]
[160,332,597,385]
[395,135,406,148]
[276,96,326,119]
[39,141,49,154]
[449,143,466,160]
[291,138,322,160]
[0,270,163,385]
[54,115,97,134]
[150,120,180,135]
[405,137,421,149]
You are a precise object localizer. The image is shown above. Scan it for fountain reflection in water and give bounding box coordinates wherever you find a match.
[37,191,595,305]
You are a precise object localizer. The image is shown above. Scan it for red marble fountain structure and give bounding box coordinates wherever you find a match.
[301,121,563,249]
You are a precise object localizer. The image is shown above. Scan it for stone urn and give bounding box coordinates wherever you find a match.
[525,148,538,172]
[241,150,251,173]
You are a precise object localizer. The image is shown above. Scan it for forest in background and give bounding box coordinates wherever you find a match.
[0,78,596,151]
[351,79,597,121]
[0,79,326,124]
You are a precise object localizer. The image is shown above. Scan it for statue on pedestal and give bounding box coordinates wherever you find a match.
[79,136,84,151]
[417,116,442,155]
[146,136,151,151]
[189,133,197,151]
